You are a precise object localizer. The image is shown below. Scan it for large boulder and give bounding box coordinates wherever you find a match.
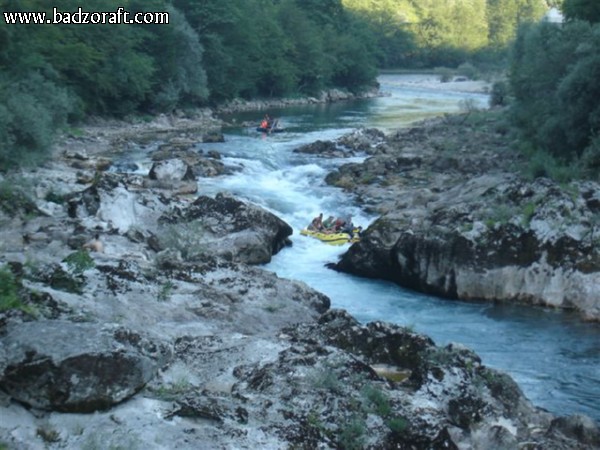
[149,146,229,178]
[158,193,293,264]
[0,321,171,413]
[336,128,387,154]
[293,140,350,158]
[148,158,196,182]
[67,173,151,233]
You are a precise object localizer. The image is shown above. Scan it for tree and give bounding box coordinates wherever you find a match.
[562,0,600,23]
[142,6,208,111]
[509,20,600,162]
[555,26,600,156]
[277,0,329,94]
[172,0,241,102]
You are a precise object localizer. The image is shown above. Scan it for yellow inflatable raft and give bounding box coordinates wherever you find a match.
[300,228,360,245]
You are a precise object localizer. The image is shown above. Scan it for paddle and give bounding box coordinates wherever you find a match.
[268,118,278,135]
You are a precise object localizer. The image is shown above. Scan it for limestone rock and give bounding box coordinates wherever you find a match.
[158,193,293,264]
[148,159,195,182]
[328,120,600,321]
[293,140,350,158]
[0,321,171,413]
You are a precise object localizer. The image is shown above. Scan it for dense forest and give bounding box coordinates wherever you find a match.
[0,0,598,180]
[342,0,549,68]
[508,0,600,179]
[0,0,381,166]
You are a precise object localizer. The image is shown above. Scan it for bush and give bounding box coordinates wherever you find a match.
[0,73,75,169]
[362,384,391,417]
[521,202,536,226]
[509,20,600,166]
[579,135,600,180]
[63,250,95,275]
[456,62,479,80]
[0,178,38,217]
[338,416,365,450]
[490,80,509,107]
[434,67,454,83]
[0,265,25,312]
[386,416,409,434]
[525,150,579,182]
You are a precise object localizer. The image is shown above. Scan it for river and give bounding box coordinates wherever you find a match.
[196,73,600,422]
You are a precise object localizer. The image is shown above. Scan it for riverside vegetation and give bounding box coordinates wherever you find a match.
[3,0,592,178]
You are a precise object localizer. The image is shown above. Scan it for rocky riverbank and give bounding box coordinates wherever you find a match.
[324,113,600,322]
[0,106,599,449]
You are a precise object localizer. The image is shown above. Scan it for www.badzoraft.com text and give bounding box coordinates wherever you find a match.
[2,7,169,25]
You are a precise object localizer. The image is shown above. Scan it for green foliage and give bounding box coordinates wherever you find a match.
[344,0,547,69]
[362,384,392,417]
[143,6,208,111]
[171,0,379,102]
[562,0,600,23]
[157,280,174,302]
[579,135,600,180]
[509,19,600,176]
[456,62,480,80]
[523,150,579,182]
[264,304,284,313]
[311,368,344,394]
[152,377,191,400]
[0,265,23,311]
[277,1,329,94]
[306,409,326,436]
[490,80,509,107]
[63,250,95,275]
[459,98,482,114]
[485,203,515,228]
[0,265,34,314]
[386,416,409,434]
[0,72,75,169]
[338,416,365,450]
[0,178,38,217]
[1,0,383,155]
[521,201,536,226]
[0,0,556,170]
[45,189,66,204]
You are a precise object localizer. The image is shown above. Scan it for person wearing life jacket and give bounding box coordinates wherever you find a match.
[341,214,354,233]
[308,213,323,231]
[333,217,346,232]
[260,114,270,129]
[322,215,336,230]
